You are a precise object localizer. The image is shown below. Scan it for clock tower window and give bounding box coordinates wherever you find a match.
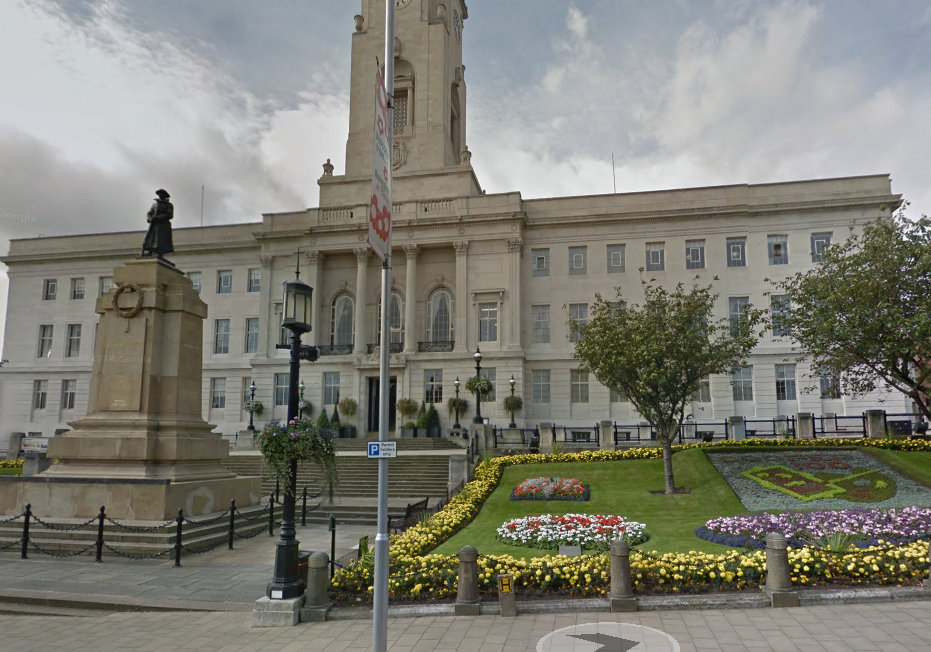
[450,85,461,163]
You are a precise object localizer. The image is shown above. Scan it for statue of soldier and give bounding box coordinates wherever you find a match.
[141,189,174,262]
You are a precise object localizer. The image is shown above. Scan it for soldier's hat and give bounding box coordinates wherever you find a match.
[155,189,170,199]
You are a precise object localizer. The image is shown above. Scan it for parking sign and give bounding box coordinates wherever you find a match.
[367,441,397,459]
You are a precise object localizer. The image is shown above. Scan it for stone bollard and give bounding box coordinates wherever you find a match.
[764,533,799,607]
[728,416,746,441]
[497,574,516,617]
[303,551,333,622]
[455,545,481,616]
[609,540,637,612]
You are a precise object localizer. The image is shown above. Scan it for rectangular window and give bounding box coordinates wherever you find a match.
[70,278,85,300]
[732,367,754,402]
[211,378,227,409]
[37,324,53,358]
[479,368,497,401]
[609,387,628,403]
[811,233,832,263]
[279,322,291,347]
[248,268,261,293]
[570,370,589,404]
[61,379,76,410]
[217,270,233,294]
[99,276,114,297]
[532,370,550,404]
[685,240,706,270]
[33,380,48,410]
[42,279,57,301]
[531,305,550,344]
[726,237,747,268]
[275,373,289,406]
[776,364,797,401]
[771,295,791,338]
[645,242,665,272]
[728,296,750,333]
[531,249,550,277]
[568,303,588,343]
[65,324,82,358]
[820,376,842,400]
[691,376,711,403]
[478,303,498,342]
[425,370,443,404]
[568,246,587,275]
[214,319,230,354]
[188,271,202,294]
[768,235,789,265]
[324,372,341,405]
[245,318,259,353]
[607,245,626,273]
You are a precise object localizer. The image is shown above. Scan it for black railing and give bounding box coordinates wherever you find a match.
[367,342,404,354]
[418,341,455,353]
[317,345,354,356]
[387,498,429,534]
[554,425,600,447]
[613,423,656,445]
[679,420,730,443]
[814,414,866,438]
[745,416,797,439]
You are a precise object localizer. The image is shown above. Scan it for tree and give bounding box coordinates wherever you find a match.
[773,209,931,419]
[572,278,765,494]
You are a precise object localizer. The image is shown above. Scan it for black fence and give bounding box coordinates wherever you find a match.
[554,425,601,448]
[492,427,540,448]
[814,414,866,438]
[744,416,797,439]
[884,412,928,438]
[612,420,730,445]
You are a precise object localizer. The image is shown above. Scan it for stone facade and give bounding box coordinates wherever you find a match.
[0,1,910,448]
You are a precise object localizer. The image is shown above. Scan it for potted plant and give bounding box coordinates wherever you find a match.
[447,396,468,432]
[465,375,493,400]
[297,397,313,418]
[330,405,342,437]
[256,418,337,494]
[242,399,264,416]
[316,410,333,440]
[338,397,359,439]
[415,402,428,437]
[426,403,441,438]
[396,398,419,438]
[502,395,524,426]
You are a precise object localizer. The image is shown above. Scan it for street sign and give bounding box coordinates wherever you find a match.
[367,441,397,459]
[21,437,49,453]
[368,63,392,261]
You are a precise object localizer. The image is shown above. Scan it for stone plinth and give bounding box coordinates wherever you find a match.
[0,259,261,520]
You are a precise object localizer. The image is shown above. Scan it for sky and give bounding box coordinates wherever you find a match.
[0,0,930,346]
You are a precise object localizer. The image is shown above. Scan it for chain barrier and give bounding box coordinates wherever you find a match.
[0,539,20,552]
[181,510,231,526]
[103,544,175,561]
[29,541,96,558]
[181,539,228,555]
[234,504,271,522]
[232,527,268,541]
[104,517,175,533]
[0,512,24,526]
[30,514,98,532]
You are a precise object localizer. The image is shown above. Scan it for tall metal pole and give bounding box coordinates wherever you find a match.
[373,3,396,651]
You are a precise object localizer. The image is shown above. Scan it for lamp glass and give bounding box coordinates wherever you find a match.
[473,349,483,364]
[282,279,313,332]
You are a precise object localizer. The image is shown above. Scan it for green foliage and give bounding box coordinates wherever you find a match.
[356,536,374,572]
[571,276,765,494]
[298,398,313,417]
[416,403,429,430]
[800,531,858,553]
[338,397,358,418]
[396,398,419,420]
[257,418,337,494]
[316,410,330,430]
[447,396,468,418]
[426,403,441,429]
[503,395,524,415]
[330,405,341,425]
[773,209,931,420]
[465,375,493,398]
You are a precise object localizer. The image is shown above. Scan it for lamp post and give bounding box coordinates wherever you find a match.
[453,377,461,430]
[267,253,319,601]
[508,375,517,428]
[298,380,306,420]
[247,381,257,431]
[473,348,484,424]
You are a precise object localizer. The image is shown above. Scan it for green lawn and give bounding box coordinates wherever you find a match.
[865,449,931,485]
[433,448,745,558]
[0,468,22,476]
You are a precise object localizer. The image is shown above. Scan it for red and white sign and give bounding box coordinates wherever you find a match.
[368,64,392,261]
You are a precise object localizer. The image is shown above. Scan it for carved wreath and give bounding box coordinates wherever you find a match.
[112,283,144,319]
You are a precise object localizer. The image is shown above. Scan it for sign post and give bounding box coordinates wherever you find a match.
[372,3,396,652]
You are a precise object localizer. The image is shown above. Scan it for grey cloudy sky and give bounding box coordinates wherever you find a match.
[0,0,930,340]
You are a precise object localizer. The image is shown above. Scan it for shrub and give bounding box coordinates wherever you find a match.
[257,418,337,493]
[416,403,428,430]
[316,410,330,430]
[396,398,419,422]
[426,404,441,429]
[330,405,341,426]
[503,395,524,415]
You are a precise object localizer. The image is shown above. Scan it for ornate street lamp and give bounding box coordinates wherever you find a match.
[268,252,319,602]
[473,348,484,424]
[247,381,257,431]
[453,377,461,429]
[298,380,306,420]
[508,375,517,428]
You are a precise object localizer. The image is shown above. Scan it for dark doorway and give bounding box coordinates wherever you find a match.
[367,376,397,435]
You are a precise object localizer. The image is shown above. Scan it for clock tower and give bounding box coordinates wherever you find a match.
[319,0,482,208]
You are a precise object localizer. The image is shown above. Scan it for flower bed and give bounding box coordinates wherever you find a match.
[705,449,931,510]
[510,476,590,501]
[697,506,931,549]
[497,514,647,550]
[0,460,24,469]
[330,438,931,604]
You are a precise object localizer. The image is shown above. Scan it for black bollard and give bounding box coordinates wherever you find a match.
[173,508,183,568]
[21,503,31,560]
[267,493,275,537]
[301,486,308,527]
[328,514,337,579]
[95,506,106,563]
[228,499,235,550]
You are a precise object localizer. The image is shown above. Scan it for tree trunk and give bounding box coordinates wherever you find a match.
[661,437,676,495]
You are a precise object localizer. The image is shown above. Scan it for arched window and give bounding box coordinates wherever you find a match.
[377,291,405,345]
[331,294,355,346]
[450,86,461,162]
[427,288,455,343]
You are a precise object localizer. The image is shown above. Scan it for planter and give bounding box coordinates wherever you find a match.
[401,427,417,439]
[340,426,358,439]
[426,426,441,438]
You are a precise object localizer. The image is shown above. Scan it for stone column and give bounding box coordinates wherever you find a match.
[258,255,275,356]
[764,532,799,607]
[449,454,469,491]
[353,247,372,354]
[600,420,614,450]
[796,413,815,440]
[453,241,469,353]
[455,545,480,616]
[609,540,636,612]
[305,251,326,347]
[303,551,333,622]
[539,423,554,453]
[506,237,523,350]
[729,416,746,441]
[402,244,419,354]
[865,410,886,439]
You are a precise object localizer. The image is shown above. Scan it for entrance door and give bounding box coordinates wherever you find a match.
[367,376,397,434]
